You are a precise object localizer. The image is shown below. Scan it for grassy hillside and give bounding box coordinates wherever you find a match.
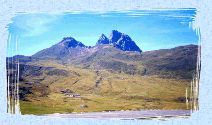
[16,60,193,115]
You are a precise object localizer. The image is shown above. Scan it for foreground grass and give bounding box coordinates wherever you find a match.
[20,101,74,115]
[20,92,190,115]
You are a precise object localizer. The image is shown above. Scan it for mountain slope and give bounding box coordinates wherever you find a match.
[32,37,88,59]
[141,44,199,79]
[69,44,198,79]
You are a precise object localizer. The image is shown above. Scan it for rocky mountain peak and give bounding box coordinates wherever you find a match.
[96,34,109,45]
[59,37,85,48]
[107,30,142,52]
[115,34,141,52]
[109,30,122,44]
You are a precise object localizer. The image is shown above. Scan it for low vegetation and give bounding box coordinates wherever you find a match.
[17,60,192,115]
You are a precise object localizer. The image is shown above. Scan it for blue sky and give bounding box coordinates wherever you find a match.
[8,9,198,56]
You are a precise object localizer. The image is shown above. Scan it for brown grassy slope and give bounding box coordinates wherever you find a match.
[18,60,192,114]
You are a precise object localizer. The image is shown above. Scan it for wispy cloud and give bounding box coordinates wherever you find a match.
[11,14,60,37]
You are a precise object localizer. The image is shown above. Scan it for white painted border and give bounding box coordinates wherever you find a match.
[1,0,212,124]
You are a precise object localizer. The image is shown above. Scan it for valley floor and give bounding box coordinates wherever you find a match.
[18,60,194,115]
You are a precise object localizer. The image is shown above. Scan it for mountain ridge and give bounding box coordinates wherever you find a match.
[33,30,142,59]
[9,44,199,79]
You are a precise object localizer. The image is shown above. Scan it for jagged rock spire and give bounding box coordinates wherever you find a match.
[96,34,109,45]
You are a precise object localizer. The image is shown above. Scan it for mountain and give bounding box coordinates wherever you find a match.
[8,30,199,80]
[6,33,199,113]
[65,44,198,79]
[10,43,198,80]
[96,34,109,45]
[96,30,142,52]
[6,55,32,63]
[10,30,198,79]
[108,30,142,52]
[59,37,86,48]
[33,37,88,59]
[33,30,142,61]
[141,44,199,79]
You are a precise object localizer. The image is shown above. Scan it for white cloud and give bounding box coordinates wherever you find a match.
[13,14,60,37]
